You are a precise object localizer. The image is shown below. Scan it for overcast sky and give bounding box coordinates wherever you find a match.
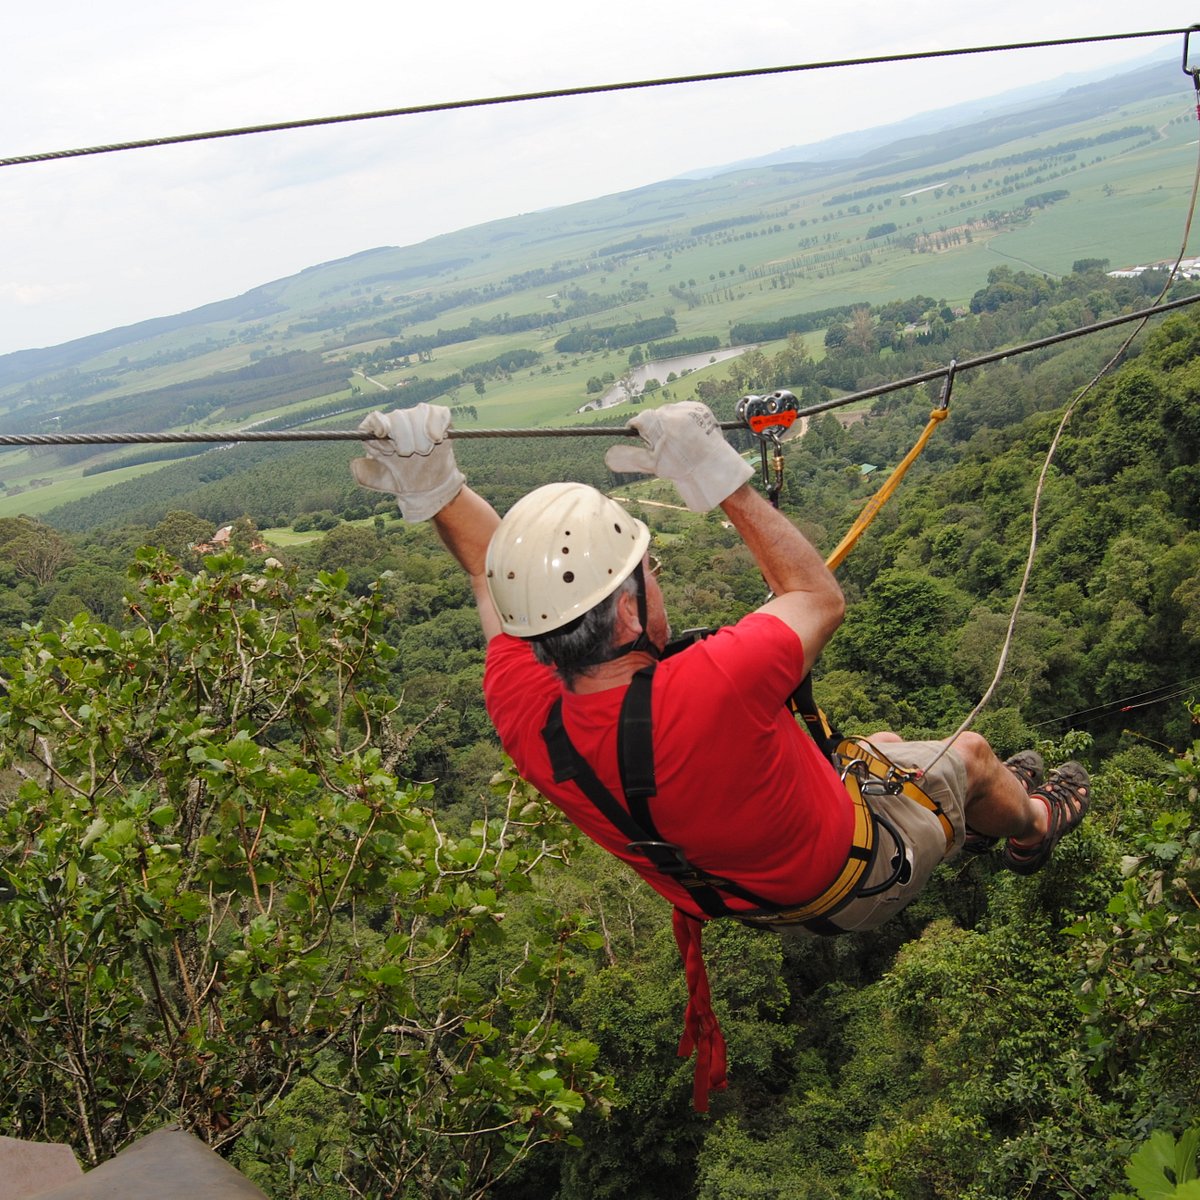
[1,1,1196,357]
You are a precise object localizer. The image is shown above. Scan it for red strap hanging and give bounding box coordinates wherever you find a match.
[671,908,728,1112]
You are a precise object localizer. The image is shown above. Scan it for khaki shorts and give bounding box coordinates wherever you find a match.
[777,740,969,937]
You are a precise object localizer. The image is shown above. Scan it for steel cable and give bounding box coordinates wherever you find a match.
[5,292,1199,447]
[0,27,1191,169]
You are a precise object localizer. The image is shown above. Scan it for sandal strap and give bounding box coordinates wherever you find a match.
[1002,762,1090,876]
[1004,751,1044,794]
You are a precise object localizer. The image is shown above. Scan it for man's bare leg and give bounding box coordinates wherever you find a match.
[864,730,1047,844]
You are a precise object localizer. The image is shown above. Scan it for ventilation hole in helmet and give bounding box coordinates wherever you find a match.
[561,546,569,554]
[563,571,575,583]
[506,571,515,580]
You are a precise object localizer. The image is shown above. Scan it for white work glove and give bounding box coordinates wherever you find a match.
[349,404,465,522]
[604,401,753,512]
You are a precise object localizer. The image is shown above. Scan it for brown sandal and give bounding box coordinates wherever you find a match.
[963,751,1045,854]
[1005,750,1045,793]
[1001,761,1091,875]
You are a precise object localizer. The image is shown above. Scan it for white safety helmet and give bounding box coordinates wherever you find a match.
[486,482,650,637]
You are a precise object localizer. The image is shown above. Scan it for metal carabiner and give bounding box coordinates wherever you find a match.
[937,358,958,412]
[1184,26,1200,115]
[1184,25,1200,81]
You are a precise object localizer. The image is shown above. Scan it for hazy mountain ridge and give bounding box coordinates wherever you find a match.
[709,60,1180,186]
[678,56,1175,174]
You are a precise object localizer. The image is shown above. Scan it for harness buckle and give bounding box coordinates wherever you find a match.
[842,757,894,793]
[841,747,918,797]
[626,839,689,871]
[626,840,723,890]
[836,738,956,854]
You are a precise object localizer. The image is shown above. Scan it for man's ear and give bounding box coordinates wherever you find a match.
[614,587,642,636]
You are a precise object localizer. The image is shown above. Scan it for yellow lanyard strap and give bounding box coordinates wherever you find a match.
[825,405,949,571]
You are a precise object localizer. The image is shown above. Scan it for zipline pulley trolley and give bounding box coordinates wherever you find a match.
[736,389,800,507]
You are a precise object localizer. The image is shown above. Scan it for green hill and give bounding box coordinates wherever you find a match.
[0,56,1190,524]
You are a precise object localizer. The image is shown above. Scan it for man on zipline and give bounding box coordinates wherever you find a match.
[351,399,1091,1106]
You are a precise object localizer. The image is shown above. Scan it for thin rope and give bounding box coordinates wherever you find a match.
[927,114,1200,762]
[5,293,1199,448]
[0,27,1189,169]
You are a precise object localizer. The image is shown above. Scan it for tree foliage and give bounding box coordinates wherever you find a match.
[0,553,614,1195]
[5,276,1200,1195]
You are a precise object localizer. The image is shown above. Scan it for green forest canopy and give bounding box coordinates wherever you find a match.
[0,273,1199,1196]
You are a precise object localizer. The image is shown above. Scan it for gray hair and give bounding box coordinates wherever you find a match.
[531,573,638,688]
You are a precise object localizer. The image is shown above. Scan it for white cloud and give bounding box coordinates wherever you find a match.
[0,281,83,308]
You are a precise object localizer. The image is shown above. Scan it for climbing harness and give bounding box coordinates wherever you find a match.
[543,667,951,928]
[540,658,953,1108]
[543,671,791,922]
[565,379,959,1108]
[837,737,956,854]
[543,667,882,929]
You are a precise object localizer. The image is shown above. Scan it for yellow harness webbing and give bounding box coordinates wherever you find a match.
[837,737,956,852]
[734,752,876,926]
[736,737,954,928]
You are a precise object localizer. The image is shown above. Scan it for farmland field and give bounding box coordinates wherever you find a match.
[0,62,1192,527]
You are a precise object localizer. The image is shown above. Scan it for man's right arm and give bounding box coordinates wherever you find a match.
[719,484,845,671]
[349,405,503,641]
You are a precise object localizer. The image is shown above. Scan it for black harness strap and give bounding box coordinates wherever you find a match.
[539,649,927,935]
[542,670,784,921]
[616,667,657,816]
[618,668,788,913]
[534,593,953,1119]
[788,671,842,766]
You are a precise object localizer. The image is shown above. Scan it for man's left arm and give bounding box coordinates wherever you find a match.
[605,401,844,672]
[431,486,503,642]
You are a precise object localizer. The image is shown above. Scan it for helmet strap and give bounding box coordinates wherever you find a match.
[604,561,660,662]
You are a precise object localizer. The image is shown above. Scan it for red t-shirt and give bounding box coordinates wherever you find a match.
[483,612,854,920]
